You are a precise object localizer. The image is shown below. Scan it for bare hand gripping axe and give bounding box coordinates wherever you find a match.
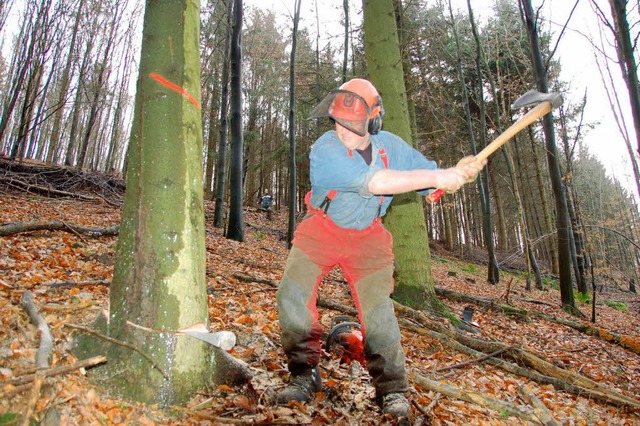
[427,90,563,203]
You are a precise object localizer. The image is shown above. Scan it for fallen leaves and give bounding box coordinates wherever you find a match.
[2,190,640,425]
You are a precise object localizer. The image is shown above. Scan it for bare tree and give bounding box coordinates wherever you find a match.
[76,0,125,169]
[214,0,233,228]
[520,0,577,314]
[287,0,302,246]
[226,0,244,241]
[46,0,86,164]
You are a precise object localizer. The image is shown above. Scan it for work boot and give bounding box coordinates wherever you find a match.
[277,367,322,404]
[379,392,411,422]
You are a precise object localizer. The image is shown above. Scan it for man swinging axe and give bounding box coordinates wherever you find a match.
[275,78,483,423]
[274,80,559,423]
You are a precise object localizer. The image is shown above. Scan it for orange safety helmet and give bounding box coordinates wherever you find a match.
[308,78,384,136]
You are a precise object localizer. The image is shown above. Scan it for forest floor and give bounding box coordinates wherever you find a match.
[1,165,640,425]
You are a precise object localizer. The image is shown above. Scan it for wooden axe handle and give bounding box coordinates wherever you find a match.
[427,100,553,203]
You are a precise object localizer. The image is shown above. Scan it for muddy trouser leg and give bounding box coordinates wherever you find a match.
[276,215,337,375]
[341,223,408,400]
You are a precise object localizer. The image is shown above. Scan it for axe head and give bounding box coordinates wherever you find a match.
[511,90,563,110]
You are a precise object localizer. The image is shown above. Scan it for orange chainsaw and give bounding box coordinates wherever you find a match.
[326,315,366,364]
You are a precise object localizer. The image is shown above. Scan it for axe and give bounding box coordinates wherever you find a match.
[427,90,563,203]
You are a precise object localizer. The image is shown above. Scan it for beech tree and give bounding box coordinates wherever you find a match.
[363,0,442,310]
[75,0,220,404]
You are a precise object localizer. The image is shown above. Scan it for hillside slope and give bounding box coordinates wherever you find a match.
[1,183,639,425]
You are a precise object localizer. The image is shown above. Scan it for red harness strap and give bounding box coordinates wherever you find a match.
[376,149,388,217]
[318,190,337,217]
[317,148,389,218]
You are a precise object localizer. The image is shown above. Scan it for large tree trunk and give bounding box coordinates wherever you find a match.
[363,0,441,310]
[84,0,211,405]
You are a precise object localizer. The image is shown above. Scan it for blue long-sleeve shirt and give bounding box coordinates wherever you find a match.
[309,130,438,230]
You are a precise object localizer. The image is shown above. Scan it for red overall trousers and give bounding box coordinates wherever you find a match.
[276,192,408,399]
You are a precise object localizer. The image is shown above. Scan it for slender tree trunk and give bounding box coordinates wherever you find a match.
[47,0,85,164]
[607,0,640,159]
[521,0,576,313]
[213,0,233,228]
[465,0,499,283]
[65,26,96,167]
[341,0,349,83]
[0,2,40,146]
[527,125,557,273]
[394,0,419,154]
[287,0,302,247]
[77,2,120,170]
[11,59,43,160]
[226,0,244,242]
[512,136,544,289]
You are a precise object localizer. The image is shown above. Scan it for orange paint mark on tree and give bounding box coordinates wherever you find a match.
[149,72,200,109]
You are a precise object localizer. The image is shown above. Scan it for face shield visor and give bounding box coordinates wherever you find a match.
[308,90,374,137]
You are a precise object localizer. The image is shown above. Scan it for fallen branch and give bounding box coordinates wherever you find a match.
[0,157,125,206]
[19,291,53,369]
[20,374,44,426]
[0,278,14,289]
[245,221,287,240]
[519,384,560,426]
[519,298,556,307]
[537,313,640,356]
[395,304,640,409]
[0,355,107,387]
[233,273,278,288]
[433,346,513,373]
[401,320,640,409]
[43,279,111,288]
[0,175,99,202]
[434,287,529,317]
[411,373,542,424]
[0,220,119,237]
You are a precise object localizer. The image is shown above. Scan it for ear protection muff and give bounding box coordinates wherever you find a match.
[368,95,384,135]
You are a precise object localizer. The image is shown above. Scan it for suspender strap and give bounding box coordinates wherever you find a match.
[319,190,337,217]
[379,148,389,168]
[377,148,388,217]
